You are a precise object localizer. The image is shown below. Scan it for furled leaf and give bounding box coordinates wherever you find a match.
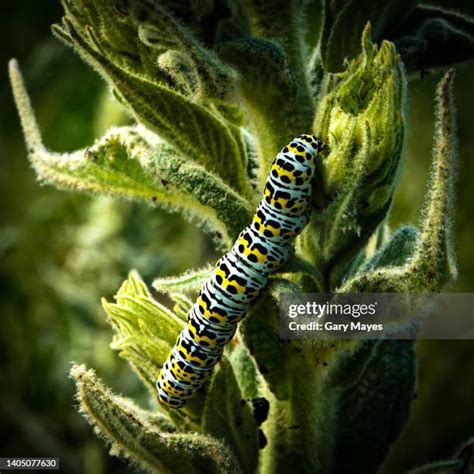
[132,2,239,102]
[55,0,170,84]
[407,68,458,288]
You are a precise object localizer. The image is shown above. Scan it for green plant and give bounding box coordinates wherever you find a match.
[9,1,473,473]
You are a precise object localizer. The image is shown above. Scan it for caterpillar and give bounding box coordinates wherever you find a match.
[157,134,324,408]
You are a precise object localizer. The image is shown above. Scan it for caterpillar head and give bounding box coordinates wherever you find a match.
[297,134,326,154]
[279,135,324,174]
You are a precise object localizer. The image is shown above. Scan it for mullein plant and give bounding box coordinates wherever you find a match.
[9,1,474,473]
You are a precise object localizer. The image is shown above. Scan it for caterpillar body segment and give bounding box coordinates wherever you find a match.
[157,134,323,407]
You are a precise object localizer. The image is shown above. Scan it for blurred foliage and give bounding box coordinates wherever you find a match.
[0,2,207,473]
[1,1,473,474]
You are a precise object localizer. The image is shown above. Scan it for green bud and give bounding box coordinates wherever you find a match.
[340,69,457,293]
[308,25,406,287]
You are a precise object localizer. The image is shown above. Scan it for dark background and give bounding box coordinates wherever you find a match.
[0,2,472,473]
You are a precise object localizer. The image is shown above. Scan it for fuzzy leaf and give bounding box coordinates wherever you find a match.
[242,0,311,94]
[320,0,419,72]
[8,59,161,198]
[330,340,416,474]
[53,19,252,197]
[228,343,261,401]
[202,359,259,474]
[267,276,304,300]
[360,225,419,272]
[9,59,251,249]
[101,271,184,397]
[407,68,458,289]
[71,365,241,474]
[280,256,326,292]
[146,152,253,246]
[153,267,213,296]
[169,293,195,322]
[55,0,170,84]
[102,271,208,421]
[110,394,177,434]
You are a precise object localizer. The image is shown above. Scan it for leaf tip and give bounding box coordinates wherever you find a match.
[9,57,44,154]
